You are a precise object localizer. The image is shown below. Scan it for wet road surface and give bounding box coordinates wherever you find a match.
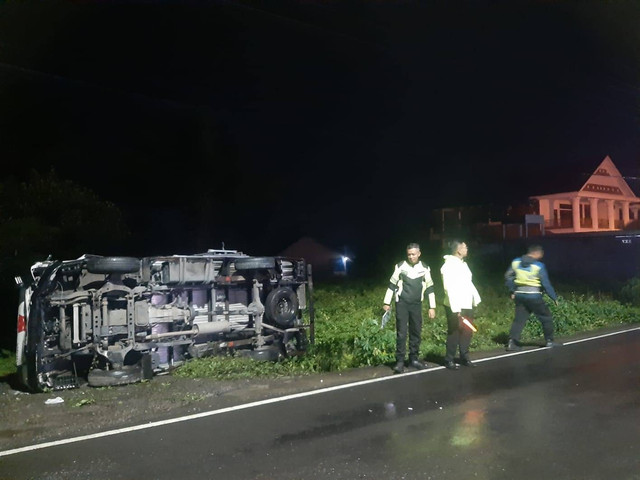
[1,328,639,479]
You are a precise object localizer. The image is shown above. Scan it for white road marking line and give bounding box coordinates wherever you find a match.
[562,326,640,345]
[1,325,638,457]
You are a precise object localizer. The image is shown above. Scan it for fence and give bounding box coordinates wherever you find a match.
[476,231,640,283]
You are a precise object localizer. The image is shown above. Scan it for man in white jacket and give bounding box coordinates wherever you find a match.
[440,240,481,370]
[383,243,436,374]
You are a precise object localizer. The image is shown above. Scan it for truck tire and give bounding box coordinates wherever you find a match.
[86,257,140,274]
[87,365,144,387]
[87,353,152,387]
[243,346,281,362]
[265,287,299,327]
[234,257,276,270]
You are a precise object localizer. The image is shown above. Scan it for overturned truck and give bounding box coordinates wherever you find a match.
[15,249,314,391]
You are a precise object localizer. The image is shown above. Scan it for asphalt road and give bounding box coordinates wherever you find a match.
[1,327,639,479]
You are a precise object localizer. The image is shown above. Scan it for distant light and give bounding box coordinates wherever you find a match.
[342,256,350,267]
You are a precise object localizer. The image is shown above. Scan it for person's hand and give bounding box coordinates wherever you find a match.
[383,304,390,312]
[428,308,436,319]
[510,294,515,300]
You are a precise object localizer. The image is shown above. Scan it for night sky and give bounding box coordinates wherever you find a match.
[1,0,639,260]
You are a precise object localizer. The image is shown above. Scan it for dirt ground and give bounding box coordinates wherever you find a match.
[0,364,395,452]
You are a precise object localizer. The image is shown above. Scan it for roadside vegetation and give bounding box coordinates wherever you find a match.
[175,273,640,380]
[2,272,637,384]
[0,349,15,378]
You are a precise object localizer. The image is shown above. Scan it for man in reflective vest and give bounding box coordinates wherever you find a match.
[504,244,560,351]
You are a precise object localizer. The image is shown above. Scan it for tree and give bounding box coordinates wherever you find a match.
[0,169,131,349]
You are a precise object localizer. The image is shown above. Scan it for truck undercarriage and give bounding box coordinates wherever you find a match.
[16,249,314,391]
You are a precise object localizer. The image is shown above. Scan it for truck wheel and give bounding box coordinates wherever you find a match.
[86,257,140,274]
[265,287,299,327]
[240,346,281,362]
[87,365,144,387]
[234,257,276,270]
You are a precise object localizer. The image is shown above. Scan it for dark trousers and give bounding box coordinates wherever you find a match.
[444,306,474,362]
[395,301,423,362]
[509,294,554,342]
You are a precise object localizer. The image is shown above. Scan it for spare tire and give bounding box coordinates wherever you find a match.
[86,257,140,274]
[265,287,299,327]
[234,257,276,270]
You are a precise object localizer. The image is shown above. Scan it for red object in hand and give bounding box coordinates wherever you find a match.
[460,316,477,332]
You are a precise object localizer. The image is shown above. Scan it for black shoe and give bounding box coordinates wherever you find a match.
[409,359,426,370]
[506,339,522,352]
[460,359,477,368]
[444,361,459,370]
[393,361,405,374]
[545,340,561,348]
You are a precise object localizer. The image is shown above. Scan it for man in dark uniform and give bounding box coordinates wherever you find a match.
[504,244,560,351]
[383,243,436,373]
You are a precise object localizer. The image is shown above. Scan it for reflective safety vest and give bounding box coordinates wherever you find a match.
[512,259,542,288]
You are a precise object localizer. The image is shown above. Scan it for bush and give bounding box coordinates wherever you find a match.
[0,349,16,378]
[620,277,640,306]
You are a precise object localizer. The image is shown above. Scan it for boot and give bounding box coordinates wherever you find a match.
[409,358,426,370]
[392,360,405,374]
[444,360,459,370]
[460,358,477,367]
[506,339,522,352]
